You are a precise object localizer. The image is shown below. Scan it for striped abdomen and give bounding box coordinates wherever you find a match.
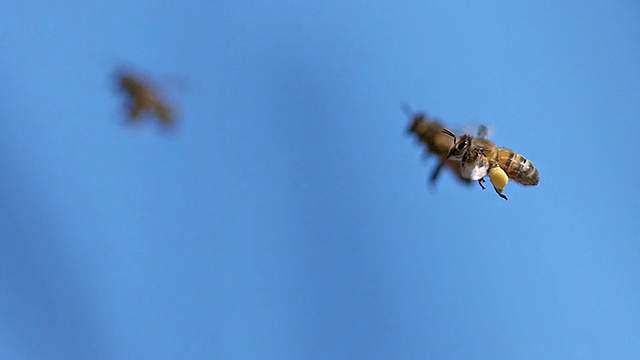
[497,148,539,186]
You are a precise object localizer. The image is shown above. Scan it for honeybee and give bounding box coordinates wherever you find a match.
[443,128,539,200]
[115,69,175,127]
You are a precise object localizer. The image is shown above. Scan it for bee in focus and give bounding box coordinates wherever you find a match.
[115,69,175,127]
[443,127,539,200]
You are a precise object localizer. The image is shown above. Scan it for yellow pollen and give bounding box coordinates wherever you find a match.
[489,167,509,191]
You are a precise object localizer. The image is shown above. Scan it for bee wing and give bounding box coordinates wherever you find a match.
[461,124,494,139]
[153,101,175,126]
[128,101,144,120]
[477,125,489,139]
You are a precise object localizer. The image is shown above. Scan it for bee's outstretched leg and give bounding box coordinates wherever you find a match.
[428,162,445,186]
[494,187,508,200]
[477,178,486,190]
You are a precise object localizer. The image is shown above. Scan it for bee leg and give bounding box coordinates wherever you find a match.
[494,187,509,201]
[428,162,445,185]
[477,178,486,190]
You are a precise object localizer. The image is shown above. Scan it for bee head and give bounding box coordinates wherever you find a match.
[442,129,470,159]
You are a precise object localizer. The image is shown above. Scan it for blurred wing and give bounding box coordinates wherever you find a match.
[461,124,494,139]
[153,101,175,126]
[128,101,144,120]
[477,125,489,139]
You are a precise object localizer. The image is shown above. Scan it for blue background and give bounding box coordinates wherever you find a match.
[2,1,639,359]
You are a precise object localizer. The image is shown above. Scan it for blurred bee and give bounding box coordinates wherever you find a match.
[443,128,539,200]
[405,106,472,186]
[116,69,175,127]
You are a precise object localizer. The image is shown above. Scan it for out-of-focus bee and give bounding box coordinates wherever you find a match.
[115,69,175,127]
[405,106,472,186]
[443,128,539,200]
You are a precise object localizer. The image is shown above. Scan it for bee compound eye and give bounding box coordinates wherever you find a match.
[456,141,467,151]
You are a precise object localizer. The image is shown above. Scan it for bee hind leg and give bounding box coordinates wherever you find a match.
[477,178,486,190]
[428,162,445,186]
[494,187,508,201]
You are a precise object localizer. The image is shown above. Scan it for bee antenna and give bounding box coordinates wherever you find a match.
[401,103,414,117]
[442,128,456,143]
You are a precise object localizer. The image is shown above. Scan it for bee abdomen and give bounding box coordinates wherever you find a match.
[497,148,539,186]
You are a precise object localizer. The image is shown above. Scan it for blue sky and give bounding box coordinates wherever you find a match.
[1,0,640,359]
